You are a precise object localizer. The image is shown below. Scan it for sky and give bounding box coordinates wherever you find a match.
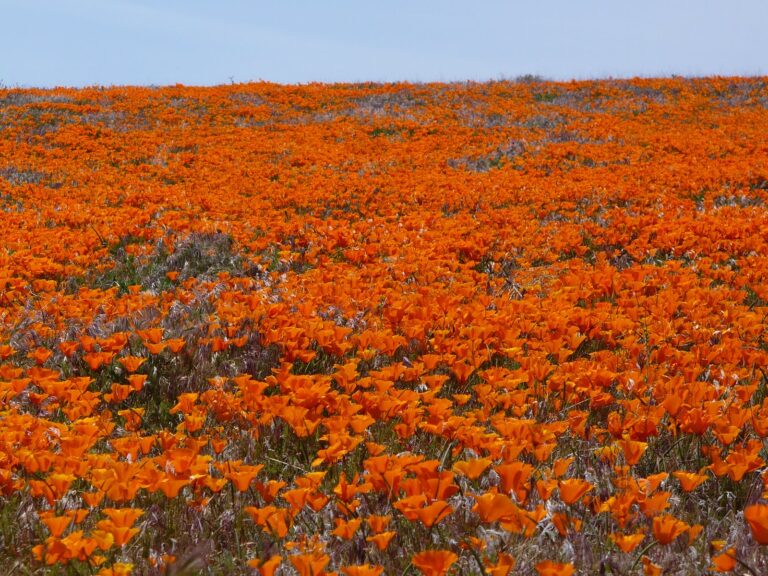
[1,0,766,87]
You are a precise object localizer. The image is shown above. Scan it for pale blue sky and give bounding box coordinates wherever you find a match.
[1,0,766,87]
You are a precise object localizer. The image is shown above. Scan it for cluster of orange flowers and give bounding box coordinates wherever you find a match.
[1,77,768,574]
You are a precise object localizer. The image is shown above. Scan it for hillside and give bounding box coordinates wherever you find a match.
[1,77,768,574]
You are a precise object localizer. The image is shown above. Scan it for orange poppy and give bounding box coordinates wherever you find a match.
[535,560,575,576]
[485,553,515,576]
[366,531,396,551]
[558,478,593,505]
[610,532,645,553]
[290,550,330,576]
[652,514,690,545]
[248,555,281,576]
[672,470,708,492]
[745,504,768,545]
[411,550,459,576]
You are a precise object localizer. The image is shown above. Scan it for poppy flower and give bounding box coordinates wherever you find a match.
[535,560,575,576]
[710,548,737,572]
[247,555,281,576]
[411,550,458,576]
[745,504,768,544]
[290,551,330,576]
[453,457,491,480]
[118,355,146,373]
[342,565,385,576]
[652,514,690,545]
[366,531,395,551]
[332,518,361,539]
[472,491,519,523]
[558,478,593,505]
[416,500,453,528]
[672,470,708,492]
[610,532,645,553]
[495,461,533,502]
[485,553,515,576]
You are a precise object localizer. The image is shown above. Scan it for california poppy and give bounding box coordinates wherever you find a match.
[652,514,690,545]
[745,504,768,544]
[558,478,593,505]
[411,550,458,576]
[535,560,575,576]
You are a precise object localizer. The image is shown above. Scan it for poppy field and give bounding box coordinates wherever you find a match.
[2,76,768,575]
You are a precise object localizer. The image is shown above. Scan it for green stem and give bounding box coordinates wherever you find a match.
[734,554,759,576]
[467,544,485,574]
[229,481,242,558]
[629,541,657,573]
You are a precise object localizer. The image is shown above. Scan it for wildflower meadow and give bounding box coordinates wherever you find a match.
[1,77,768,574]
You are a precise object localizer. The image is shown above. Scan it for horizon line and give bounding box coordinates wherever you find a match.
[3,72,767,92]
